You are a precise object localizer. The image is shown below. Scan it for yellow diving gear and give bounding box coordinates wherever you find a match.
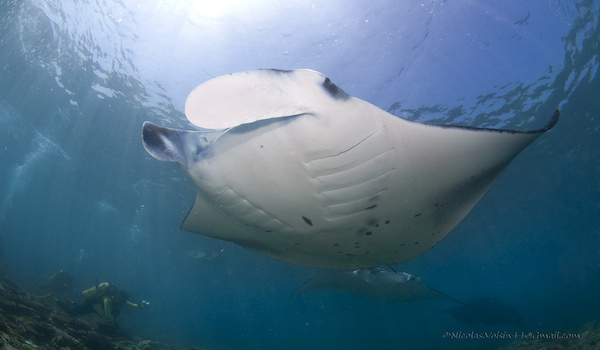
[82,282,111,299]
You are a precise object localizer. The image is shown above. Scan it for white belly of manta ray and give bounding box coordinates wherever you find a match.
[141,69,559,270]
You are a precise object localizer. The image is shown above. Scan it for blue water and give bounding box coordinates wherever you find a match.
[1,1,599,349]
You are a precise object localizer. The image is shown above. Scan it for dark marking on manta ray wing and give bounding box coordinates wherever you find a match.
[322,77,351,100]
[302,216,313,226]
[261,68,294,74]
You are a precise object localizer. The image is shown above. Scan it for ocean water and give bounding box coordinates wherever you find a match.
[0,1,599,349]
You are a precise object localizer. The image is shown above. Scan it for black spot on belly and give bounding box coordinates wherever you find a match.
[414,242,420,245]
[302,216,313,226]
[385,220,391,224]
[333,243,339,246]
[365,231,372,236]
[414,213,422,217]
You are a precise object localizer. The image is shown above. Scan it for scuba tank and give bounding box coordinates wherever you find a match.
[82,282,111,299]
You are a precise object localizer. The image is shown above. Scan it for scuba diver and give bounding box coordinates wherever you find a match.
[59,281,149,324]
[46,270,74,296]
[31,270,74,300]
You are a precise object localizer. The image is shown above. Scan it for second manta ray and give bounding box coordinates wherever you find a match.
[293,268,460,303]
[142,69,559,270]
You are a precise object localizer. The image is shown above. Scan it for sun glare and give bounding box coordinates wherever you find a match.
[189,0,260,17]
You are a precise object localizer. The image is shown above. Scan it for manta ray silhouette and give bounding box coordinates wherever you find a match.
[293,267,461,303]
[142,68,559,270]
[293,267,526,331]
[442,297,527,330]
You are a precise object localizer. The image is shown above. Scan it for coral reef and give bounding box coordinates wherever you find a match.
[0,278,204,350]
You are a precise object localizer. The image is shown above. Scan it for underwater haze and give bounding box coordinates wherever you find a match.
[1,1,599,349]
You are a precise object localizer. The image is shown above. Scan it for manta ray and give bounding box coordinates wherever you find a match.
[141,69,559,270]
[293,267,460,303]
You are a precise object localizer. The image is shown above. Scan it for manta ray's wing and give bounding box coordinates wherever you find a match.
[442,297,527,329]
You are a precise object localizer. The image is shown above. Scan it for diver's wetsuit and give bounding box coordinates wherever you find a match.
[59,282,143,323]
